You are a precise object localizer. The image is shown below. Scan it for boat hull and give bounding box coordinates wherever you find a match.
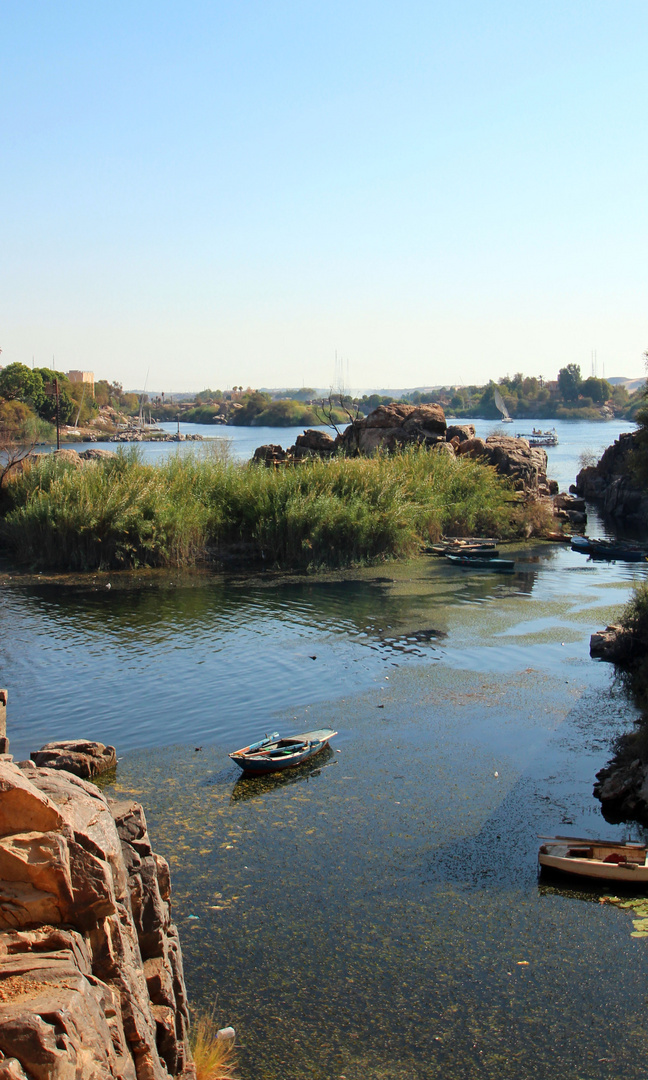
[571,536,647,562]
[230,728,338,776]
[539,851,648,883]
[446,555,514,572]
[232,739,328,775]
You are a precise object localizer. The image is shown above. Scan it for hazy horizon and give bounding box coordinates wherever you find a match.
[2,2,647,389]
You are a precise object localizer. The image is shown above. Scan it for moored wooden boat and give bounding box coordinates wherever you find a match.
[445,554,514,572]
[425,540,498,557]
[229,728,338,775]
[538,836,648,883]
[571,535,647,562]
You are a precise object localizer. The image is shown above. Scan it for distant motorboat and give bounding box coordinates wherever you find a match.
[516,427,559,447]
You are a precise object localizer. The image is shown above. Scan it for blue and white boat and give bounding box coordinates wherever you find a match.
[229,728,338,775]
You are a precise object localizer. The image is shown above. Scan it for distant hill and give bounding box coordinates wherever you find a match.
[607,377,646,392]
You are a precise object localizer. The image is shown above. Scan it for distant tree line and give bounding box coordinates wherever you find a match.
[443,366,642,421]
[1,357,644,446]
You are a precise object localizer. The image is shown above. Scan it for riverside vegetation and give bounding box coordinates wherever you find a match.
[0,446,549,572]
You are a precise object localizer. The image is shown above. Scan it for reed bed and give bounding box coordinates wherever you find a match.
[0,446,543,571]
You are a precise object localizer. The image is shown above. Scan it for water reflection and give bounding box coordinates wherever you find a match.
[3,541,647,763]
[227,745,337,803]
[4,540,648,1077]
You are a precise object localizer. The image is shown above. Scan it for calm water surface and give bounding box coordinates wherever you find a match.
[2,517,648,1078]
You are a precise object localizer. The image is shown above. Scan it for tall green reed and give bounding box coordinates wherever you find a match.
[0,446,544,571]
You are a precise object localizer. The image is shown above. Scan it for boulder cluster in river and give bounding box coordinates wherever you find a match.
[253,402,559,498]
[0,736,195,1079]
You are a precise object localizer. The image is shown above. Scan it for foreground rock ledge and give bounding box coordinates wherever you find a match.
[0,759,195,1079]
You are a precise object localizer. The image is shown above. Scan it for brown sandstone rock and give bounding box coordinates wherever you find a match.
[484,435,548,491]
[575,430,648,527]
[79,448,117,461]
[294,430,336,456]
[362,403,415,428]
[431,441,455,457]
[446,424,475,442]
[30,739,116,780]
[0,763,65,841]
[0,832,74,930]
[355,427,406,455]
[152,1004,181,1074]
[0,1058,30,1079]
[25,768,128,903]
[51,449,82,467]
[401,403,446,437]
[0,758,192,1079]
[456,437,487,458]
[0,927,92,976]
[252,444,286,465]
[144,956,176,1010]
[67,839,117,927]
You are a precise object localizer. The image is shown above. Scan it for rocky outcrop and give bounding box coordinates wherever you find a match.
[552,492,587,527]
[338,403,447,455]
[479,435,550,494]
[79,449,118,461]
[575,430,648,527]
[0,758,194,1079]
[594,758,648,821]
[590,623,637,662]
[252,406,555,496]
[446,424,475,443]
[0,694,7,757]
[30,740,116,780]
[293,430,336,458]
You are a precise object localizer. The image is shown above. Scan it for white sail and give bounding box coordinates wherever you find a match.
[493,387,512,420]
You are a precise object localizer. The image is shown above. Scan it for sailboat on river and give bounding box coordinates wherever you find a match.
[494,387,514,423]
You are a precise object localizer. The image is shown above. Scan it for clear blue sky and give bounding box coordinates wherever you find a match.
[2,1,647,391]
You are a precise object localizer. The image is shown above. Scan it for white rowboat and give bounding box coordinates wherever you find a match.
[538,836,648,883]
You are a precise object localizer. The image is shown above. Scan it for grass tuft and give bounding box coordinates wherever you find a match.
[190,1014,238,1080]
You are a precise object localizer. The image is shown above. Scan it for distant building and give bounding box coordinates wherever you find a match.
[67,370,95,395]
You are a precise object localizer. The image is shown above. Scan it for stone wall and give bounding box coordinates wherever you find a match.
[0,757,194,1079]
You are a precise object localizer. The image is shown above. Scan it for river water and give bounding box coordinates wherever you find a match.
[3,418,648,1079]
[56,415,635,493]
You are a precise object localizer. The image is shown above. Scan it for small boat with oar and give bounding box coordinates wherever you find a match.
[229,728,338,776]
[538,836,648,883]
[445,554,514,573]
[571,535,647,562]
[427,542,500,557]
